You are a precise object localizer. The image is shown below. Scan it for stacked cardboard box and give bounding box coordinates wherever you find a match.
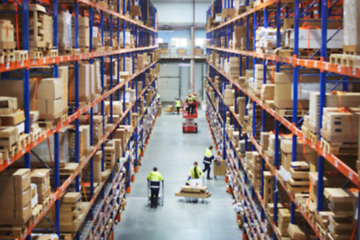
[35,78,66,119]
[228,57,240,80]
[31,169,51,204]
[233,26,246,49]
[94,150,102,183]
[224,85,234,107]
[288,161,309,195]
[29,4,53,50]
[0,20,15,60]
[245,152,261,191]
[263,171,274,207]
[253,64,272,96]
[70,64,92,102]
[36,192,82,232]
[0,169,32,225]
[324,188,358,239]
[104,146,115,169]
[307,92,360,133]
[58,12,72,50]
[73,17,89,49]
[255,27,284,53]
[320,107,360,143]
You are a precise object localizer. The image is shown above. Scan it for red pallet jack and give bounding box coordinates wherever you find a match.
[182,100,198,133]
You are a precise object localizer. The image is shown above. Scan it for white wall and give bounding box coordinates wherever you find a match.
[153,2,210,24]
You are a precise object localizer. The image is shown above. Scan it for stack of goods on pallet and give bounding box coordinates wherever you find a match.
[0,97,26,159]
[228,57,240,81]
[0,169,32,225]
[232,26,246,50]
[323,188,358,239]
[303,92,360,136]
[36,192,83,232]
[283,18,343,59]
[275,207,303,238]
[255,27,284,54]
[224,85,234,107]
[253,64,272,96]
[58,11,72,51]
[35,78,67,120]
[0,20,15,62]
[31,169,51,209]
[245,152,262,192]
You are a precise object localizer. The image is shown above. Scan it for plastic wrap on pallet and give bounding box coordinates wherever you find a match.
[58,11,72,49]
[343,0,360,53]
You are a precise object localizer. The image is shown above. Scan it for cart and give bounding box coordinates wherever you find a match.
[147,180,164,207]
[213,159,226,180]
[182,100,198,133]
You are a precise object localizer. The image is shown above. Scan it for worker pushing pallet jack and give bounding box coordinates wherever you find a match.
[147,167,164,208]
[182,93,198,133]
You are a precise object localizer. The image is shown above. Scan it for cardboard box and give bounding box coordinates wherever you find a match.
[37,78,63,100]
[0,126,18,148]
[0,97,18,114]
[0,111,25,126]
[0,202,32,225]
[0,169,31,194]
[0,187,31,209]
[94,151,102,183]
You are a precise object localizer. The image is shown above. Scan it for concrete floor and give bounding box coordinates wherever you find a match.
[114,106,242,240]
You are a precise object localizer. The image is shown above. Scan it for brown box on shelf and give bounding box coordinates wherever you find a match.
[36,78,63,100]
[0,186,31,209]
[31,169,51,202]
[0,111,25,126]
[0,97,18,114]
[94,150,102,183]
[0,20,14,42]
[104,146,115,169]
[177,48,186,54]
[343,0,360,54]
[0,126,18,148]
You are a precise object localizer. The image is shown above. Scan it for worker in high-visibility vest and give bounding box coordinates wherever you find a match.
[186,162,203,203]
[186,94,193,115]
[202,146,215,179]
[175,98,181,115]
[157,93,161,101]
[192,93,198,115]
[147,167,164,208]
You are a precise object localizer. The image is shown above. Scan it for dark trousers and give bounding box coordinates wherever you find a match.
[176,107,180,115]
[203,163,211,178]
[187,106,191,115]
[150,188,160,207]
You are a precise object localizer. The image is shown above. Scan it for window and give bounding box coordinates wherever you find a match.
[195,38,206,48]
[171,38,188,48]
[157,38,164,43]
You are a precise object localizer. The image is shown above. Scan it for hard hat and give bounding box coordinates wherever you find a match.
[189,94,192,97]
[194,93,197,96]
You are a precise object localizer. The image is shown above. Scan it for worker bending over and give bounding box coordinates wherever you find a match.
[175,98,181,115]
[192,93,197,115]
[203,146,215,180]
[147,167,164,208]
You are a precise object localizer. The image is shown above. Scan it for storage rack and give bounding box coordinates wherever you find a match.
[205,0,360,239]
[0,0,159,239]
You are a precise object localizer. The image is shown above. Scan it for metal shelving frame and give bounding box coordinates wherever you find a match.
[0,0,159,239]
[205,0,359,239]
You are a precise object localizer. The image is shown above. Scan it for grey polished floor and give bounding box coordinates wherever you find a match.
[114,106,242,240]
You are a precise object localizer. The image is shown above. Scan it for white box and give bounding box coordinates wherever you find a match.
[189,179,203,188]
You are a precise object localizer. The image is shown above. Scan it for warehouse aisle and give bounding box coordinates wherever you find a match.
[114,105,242,240]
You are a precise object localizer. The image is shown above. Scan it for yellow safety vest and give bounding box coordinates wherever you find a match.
[175,100,181,108]
[189,166,203,179]
[187,97,193,103]
[147,171,164,188]
[193,96,198,101]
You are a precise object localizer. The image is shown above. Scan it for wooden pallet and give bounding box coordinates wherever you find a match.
[60,162,79,175]
[320,138,357,155]
[30,128,42,142]
[343,45,358,55]
[0,219,31,239]
[29,50,43,59]
[275,108,308,117]
[44,49,58,58]
[14,50,28,61]
[38,113,68,129]
[302,125,319,145]
[31,204,43,222]
[42,194,52,211]
[60,48,80,56]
